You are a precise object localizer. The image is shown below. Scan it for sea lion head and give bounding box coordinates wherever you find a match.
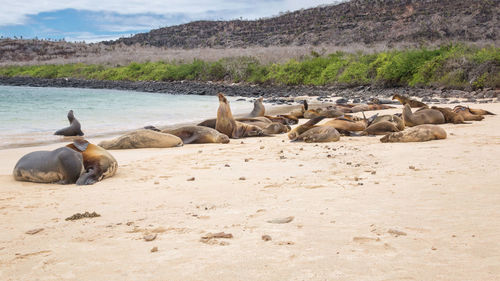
[72,138,89,152]
[217,93,228,104]
[288,131,299,141]
[217,134,230,144]
[67,110,75,122]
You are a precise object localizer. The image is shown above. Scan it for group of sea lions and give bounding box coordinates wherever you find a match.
[13,93,494,185]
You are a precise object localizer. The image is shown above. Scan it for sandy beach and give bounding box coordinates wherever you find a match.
[0,102,499,280]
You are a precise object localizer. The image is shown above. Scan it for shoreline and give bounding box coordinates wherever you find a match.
[1,76,499,103]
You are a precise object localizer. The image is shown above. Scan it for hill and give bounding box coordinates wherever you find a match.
[108,0,499,48]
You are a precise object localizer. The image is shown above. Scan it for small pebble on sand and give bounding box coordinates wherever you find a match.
[144,234,157,242]
[187,177,195,181]
[262,235,272,241]
[150,247,158,253]
[25,228,44,235]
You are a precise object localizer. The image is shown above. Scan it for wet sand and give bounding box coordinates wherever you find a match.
[0,103,499,280]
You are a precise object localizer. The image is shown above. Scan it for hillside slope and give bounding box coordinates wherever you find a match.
[109,0,499,48]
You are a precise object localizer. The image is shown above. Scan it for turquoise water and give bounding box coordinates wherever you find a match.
[0,86,254,148]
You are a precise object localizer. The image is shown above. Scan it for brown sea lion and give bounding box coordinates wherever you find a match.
[303,109,321,119]
[402,104,445,127]
[67,139,118,185]
[289,100,308,118]
[453,106,485,121]
[370,114,405,131]
[162,126,229,144]
[215,93,263,138]
[13,147,84,184]
[431,106,465,124]
[54,110,84,136]
[248,97,265,117]
[295,126,340,143]
[380,125,447,143]
[262,123,291,135]
[362,121,401,135]
[392,94,428,108]
[322,117,367,134]
[98,130,183,149]
[277,115,299,125]
[288,116,326,140]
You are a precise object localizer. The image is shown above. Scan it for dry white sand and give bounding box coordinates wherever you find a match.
[0,103,499,280]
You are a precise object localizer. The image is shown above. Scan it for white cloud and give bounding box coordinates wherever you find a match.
[0,0,343,26]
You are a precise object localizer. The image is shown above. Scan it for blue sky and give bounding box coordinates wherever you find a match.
[0,0,342,43]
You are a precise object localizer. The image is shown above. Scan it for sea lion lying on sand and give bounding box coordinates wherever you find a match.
[67,139,117,185]
[380,125,447,143]
[13,147,84,184]
[402,104,445,127]
[392,94,428,108]
[431,106,466,124]
[453,106,485,121]
[98,130,183,149]
[162,126,229,144]
[54,110,84,136]
[215,93,264,138]
[287,116,340,143]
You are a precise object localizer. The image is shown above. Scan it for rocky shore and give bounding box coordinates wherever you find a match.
[1,76,498,105]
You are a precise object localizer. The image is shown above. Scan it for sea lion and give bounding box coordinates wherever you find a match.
[215,93,263,138]
[98,129,183,149]
[453,106,485,121]
[162,126,229,144]
[468,107,495,116]
[370,114,405,130]
[66,139,117,185]
[402,104,445,127]
[289,100,308,118]
[431,106,465,124]
[380,125,447,143]
[362,121,401,135]
[248,97,265,117]
[392,94,428,108]
[295,126,340,143]
[288,116,325,140]
[13,147,84,184]
[262,123,291,135]
[276,115,299,125]
[264,115,293,125]
[322,117,367,134]
[54,110,84,136]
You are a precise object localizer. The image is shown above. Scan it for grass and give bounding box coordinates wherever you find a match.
[0,44,498,90]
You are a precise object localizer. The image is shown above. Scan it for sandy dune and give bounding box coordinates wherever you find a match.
[0,103,499,280]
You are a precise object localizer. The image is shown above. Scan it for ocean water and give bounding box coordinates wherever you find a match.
[0,86,254,149]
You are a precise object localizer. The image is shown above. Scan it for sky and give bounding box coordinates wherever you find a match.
[0,0,343,43]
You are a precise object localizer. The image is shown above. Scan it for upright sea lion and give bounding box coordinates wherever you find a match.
[67,139,117,185]
[162,126,229,144]
[13,147,84,184]
[380,125,447,143]
[402,104,445,127]
[392,94,428,108]
[98,129,183,149]
[431,106,465,124]
[215,93,263,138]
[54,110,84,136]
[248,97,265,117]
[453,106,485,121]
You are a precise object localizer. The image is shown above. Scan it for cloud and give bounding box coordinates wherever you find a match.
[0,0,342,26]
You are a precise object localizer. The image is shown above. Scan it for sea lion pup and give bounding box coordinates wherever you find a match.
[162,126,229,144]
[431,106,465,124]
[392,94,428,108]
[402,104,445,127]
[215,93,263,138]
[295,126,340,143]
[98,129,183,149]
[54,110,84,136]
[262,123,291,135]
[13,147,84,184]
[370,114,405,131]
[247,97,265,117]
[380,124,447,143]
[66,139,117,185]
[362,121,400,135]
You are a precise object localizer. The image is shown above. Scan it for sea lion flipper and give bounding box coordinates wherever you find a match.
[76,168,98,185]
